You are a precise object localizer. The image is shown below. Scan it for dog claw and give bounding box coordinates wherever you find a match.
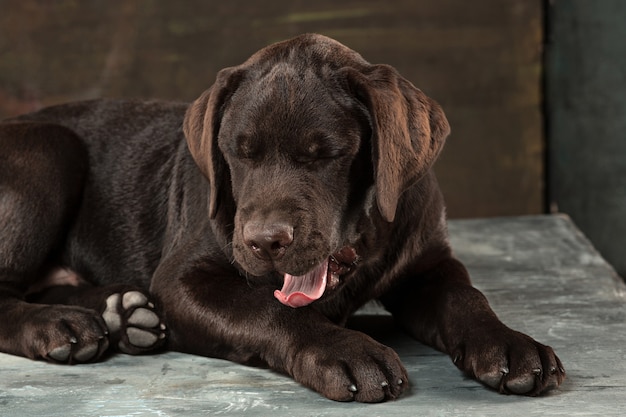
[101,337,110,351]
[348,384,358,393]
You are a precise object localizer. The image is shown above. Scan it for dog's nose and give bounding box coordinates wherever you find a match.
[243,222,294,261]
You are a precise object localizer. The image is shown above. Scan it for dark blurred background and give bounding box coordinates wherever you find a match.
[1,0,624,278]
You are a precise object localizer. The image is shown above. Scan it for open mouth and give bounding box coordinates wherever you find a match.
[273,247,358,308]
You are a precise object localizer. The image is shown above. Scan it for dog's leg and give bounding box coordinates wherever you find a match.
[28,280,167,356]
[381,256,565,395]
[150,252,408,403]
[0,122,113,363]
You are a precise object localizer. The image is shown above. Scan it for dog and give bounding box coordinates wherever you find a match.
[0,34,564,402]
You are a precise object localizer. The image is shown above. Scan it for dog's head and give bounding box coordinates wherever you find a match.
[184,34,449,307]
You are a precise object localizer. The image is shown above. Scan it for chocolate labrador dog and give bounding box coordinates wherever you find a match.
[0,34,564,402]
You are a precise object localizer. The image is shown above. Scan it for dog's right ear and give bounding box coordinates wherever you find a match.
[183,67,244,218]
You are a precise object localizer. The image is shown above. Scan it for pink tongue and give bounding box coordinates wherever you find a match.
[274,258,328,308]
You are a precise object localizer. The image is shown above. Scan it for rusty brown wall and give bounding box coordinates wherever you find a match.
[0,0,544,218]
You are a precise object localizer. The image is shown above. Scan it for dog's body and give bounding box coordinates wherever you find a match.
[0,34,564,402]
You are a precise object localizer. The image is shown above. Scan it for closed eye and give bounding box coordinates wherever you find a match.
[231,134,262,161]
[294,147,345,165]
[295,135,352,164]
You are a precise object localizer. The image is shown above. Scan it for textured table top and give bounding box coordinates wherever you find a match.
[1,215,624,416]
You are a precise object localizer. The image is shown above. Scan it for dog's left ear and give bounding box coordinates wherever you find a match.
[183,67,244,218]
[342,64,450,222]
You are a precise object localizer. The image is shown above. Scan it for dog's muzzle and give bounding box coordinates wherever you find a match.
[243,221,294,261]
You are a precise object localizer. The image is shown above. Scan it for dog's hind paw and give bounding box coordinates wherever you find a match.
[102,290,167,354]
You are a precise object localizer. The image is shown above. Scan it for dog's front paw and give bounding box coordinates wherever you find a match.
[102,290,167,354]
[19,305,110,364]
[291,329,408,402]
[451,326,565,395]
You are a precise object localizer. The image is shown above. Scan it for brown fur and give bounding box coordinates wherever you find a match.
[0,34,563,402]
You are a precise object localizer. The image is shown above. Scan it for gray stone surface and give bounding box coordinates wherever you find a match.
[1,215,624,416]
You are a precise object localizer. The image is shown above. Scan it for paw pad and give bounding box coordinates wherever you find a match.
[102,290,166,354]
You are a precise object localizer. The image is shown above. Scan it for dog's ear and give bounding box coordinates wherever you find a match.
[342,64,450,222]
[183,67,243,218]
